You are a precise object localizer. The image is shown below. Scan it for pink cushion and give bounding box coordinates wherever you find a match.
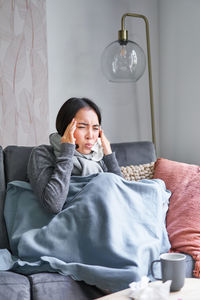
[153,158,200,278]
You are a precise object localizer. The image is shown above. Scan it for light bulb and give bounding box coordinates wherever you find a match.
[101,40,146,82]
[112,45,138,74]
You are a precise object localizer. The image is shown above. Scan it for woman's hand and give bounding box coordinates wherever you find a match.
[61,119,77,144]
[99,129,112,155]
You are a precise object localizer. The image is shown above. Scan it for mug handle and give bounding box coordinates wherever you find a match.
[151,259,162,280]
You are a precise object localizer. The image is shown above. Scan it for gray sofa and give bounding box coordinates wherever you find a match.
[0,141,194,300]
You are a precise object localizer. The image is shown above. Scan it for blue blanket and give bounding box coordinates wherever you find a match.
[0,173,171,292]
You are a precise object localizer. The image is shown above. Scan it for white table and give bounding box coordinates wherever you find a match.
[96,278,200,300]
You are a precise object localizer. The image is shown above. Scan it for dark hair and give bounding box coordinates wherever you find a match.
[56,97,102,136]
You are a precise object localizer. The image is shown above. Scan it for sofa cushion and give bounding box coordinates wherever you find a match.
[153,157,200,278]
[0,271,30,300]
[28,273,105,300]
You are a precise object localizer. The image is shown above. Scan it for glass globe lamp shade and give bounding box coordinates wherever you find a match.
[101,40,146,82]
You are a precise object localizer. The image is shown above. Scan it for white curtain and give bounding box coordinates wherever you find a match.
[0,0,49,147]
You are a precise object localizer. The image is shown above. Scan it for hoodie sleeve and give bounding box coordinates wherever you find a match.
[102,152,122,176]
[27,143,75,214]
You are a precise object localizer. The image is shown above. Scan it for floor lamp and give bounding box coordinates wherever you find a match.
[101,13,156,148]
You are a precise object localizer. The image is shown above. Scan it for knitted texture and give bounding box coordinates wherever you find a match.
[121,162,155,181]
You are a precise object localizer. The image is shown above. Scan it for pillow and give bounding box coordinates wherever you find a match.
[121,162,155,181]
[153,158,200,278]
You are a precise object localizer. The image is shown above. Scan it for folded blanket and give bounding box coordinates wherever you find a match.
[1,173,171,292]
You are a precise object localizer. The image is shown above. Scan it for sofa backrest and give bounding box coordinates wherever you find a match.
[0,146,8,249]
[0,141,156,249]
[111,141,156,166]
[0,145,34,249]
[4,146,34,183]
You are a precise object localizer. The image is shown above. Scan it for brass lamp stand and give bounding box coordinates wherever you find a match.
[101,13,156,148]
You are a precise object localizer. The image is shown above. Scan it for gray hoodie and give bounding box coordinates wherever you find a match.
[27,135,121,213]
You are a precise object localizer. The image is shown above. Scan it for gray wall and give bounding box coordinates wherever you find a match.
[46,0,200,164]
[46,0,160,146]
[159,0,200,164]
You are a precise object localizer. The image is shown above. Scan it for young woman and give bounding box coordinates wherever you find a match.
[16,96,171,292]
[27,97,121,214]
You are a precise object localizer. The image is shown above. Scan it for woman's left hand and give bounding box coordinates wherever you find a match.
[99,129,112,155]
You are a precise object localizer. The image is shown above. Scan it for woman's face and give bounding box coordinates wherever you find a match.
[74,107,100,154]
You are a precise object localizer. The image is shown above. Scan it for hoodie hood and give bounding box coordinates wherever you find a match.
[49,132,104,161]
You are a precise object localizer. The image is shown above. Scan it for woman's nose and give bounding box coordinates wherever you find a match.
[86,128,93,139]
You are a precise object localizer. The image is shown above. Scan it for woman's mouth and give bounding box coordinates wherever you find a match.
[85,143,93,149]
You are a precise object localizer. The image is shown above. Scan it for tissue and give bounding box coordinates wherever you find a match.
[129,276,171,300]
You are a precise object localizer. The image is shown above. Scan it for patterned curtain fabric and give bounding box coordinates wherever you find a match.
[0,0,49,147]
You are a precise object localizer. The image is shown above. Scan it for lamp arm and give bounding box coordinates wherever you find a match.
[120,13,156,148]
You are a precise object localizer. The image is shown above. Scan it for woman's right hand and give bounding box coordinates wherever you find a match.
[61,119,77,144]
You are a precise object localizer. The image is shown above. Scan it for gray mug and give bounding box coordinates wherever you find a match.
[151,253,186,292]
